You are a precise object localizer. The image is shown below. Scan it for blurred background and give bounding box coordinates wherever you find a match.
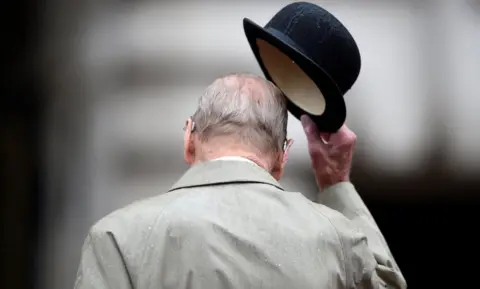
[1,0,479,288]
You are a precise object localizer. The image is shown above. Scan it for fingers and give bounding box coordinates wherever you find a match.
[300,115,321,143]
[301,115,331,159]
[301,115,347,144]
[300,118,355,188]
[301,115,356,152]
[329,125,356,147]
[320,133,331,143]
[307,140,329,161]
[310,145,336,168]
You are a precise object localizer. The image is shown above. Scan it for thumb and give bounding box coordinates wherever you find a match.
[300,115,321,142]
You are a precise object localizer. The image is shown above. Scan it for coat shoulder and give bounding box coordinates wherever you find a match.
[89,191,186,237]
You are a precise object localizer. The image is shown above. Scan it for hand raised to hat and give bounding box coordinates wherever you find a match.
[300,115,356,191]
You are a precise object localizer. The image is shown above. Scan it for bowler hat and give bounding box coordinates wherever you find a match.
[243,2,361,132]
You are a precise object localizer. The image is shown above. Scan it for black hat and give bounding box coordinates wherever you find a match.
[243,2,361,132]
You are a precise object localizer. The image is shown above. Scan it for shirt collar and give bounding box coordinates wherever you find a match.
[213,156,257,165]
[169,159,283,192]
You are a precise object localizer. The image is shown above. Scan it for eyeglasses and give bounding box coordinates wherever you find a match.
[183,117,196,132]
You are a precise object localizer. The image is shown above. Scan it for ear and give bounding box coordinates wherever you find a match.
[271,139,294,181]
[183,118,196,165]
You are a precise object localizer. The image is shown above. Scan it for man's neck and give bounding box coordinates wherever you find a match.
[198,150,271,172]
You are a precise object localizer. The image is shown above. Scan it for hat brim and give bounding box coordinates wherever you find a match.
[243,18,346,133]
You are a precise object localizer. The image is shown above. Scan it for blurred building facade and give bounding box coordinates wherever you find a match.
[37,1,480,289]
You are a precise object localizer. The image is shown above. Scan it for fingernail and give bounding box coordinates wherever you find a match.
[320,133,331,141]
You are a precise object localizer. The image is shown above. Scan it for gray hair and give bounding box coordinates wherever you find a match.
[191,73,288,155]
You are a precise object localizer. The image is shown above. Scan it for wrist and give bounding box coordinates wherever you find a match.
[317,175,350,191]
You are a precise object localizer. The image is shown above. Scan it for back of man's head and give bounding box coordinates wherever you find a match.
[187,73,288,170]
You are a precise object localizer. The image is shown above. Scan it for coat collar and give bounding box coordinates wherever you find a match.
[168,160,284,192]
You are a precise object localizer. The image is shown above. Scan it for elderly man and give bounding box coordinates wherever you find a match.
[74,73,406,289]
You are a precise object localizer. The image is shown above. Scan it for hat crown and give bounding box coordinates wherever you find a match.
[264,2,361,94]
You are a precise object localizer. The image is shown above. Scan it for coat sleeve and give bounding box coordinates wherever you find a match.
[74,228,134,289]
[318,182,407,289]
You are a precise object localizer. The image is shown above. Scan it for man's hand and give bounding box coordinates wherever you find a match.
[300,115,356,190]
